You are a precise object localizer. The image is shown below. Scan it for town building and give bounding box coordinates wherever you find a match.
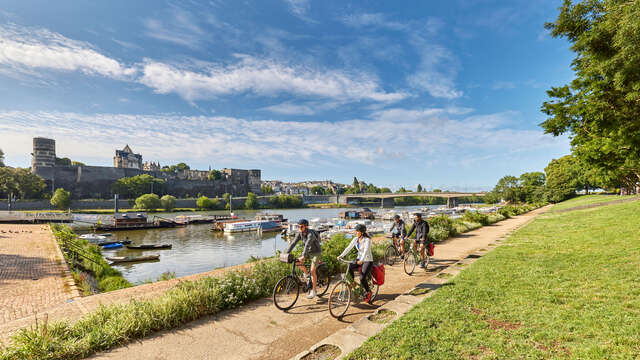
[114,145,142,170]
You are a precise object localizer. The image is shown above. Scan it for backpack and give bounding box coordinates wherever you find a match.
[372,264,385,285]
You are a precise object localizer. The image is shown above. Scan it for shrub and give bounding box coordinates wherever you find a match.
[462,211,490,226]
[134,194,161,211]
[245,192,259,209]
[160,195,176,211]
[50,188,71,210]
[196,196,212,210]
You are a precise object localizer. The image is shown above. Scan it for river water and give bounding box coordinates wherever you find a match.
[86,205,435,284]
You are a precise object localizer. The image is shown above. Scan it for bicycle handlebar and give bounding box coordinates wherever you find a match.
[337,257,352,264]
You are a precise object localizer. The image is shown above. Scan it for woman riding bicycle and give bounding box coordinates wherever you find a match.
[338,224,374,303]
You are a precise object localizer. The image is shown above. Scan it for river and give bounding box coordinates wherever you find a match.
[84,205,437,284]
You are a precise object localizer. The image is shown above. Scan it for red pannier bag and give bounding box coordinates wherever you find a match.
[428,243,434,257]
[372,263,385,285]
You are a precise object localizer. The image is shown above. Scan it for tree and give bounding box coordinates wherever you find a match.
[352,177,360,193]
[0,167,46,199]
[310,185,325,195]
[223,193,231,210]
[71,161,85,166]
[208,169,222,181]
[55,157,72,166]
[50,188,71,210]
[161,163,191,174]
[417,184,423,192]
[112,174,165,198]
[396,187,409,193]
[161,195,176,211]
[542,0,640,191]
[519,172,546,203]
[0,148,4,167]
[380,187,392,193]
[135,194,161,210]
[544,155,580,203]
[245,192,259,209]
[196,196,212,210]
[490,175,522,203]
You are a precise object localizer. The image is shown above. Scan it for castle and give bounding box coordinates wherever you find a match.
[31,137,261,199]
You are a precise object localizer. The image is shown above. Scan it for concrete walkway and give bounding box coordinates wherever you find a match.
[0,224,76,326]
[89,207,548,360]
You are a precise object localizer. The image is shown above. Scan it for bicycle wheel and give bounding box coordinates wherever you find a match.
[273,275,299,310]
[316,264,331,296]
[404,250,417,275]
[328,280,351,318]
[367,274,380,303]
[384,245,397,266]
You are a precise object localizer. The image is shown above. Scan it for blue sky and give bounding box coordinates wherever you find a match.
[0,0,573,191]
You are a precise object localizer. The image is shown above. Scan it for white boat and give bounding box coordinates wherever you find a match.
[79,234,108,242]
[224,220,281,233]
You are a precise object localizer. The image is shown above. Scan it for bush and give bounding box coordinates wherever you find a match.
[462,211,490,226]
[245,192,259,209]
[134,194,161,211]
[160,195,176,211]
[50,188,71,210]
[196,196,212,210]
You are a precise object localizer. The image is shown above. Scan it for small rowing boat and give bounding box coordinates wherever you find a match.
[106,255,160,263]
[102,243,123,249]
[126,244,172,250]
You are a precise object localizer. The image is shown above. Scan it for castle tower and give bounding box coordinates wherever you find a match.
[31,137,56,171]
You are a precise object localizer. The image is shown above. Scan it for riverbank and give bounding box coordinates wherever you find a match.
[346,197,640,359]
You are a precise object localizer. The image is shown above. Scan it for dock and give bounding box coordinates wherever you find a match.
[0,212,73,224]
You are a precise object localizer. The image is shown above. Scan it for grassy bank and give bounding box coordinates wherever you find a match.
[52,225,132,293]
[346,199,640,359]
[549,194,635,212]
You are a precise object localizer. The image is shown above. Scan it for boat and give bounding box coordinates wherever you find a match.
[211,218,249,231]
[223,220,281,233]
[106,255,160,264]
[126,244,172,250]
[92,213,183,231]
[98,240,131,246]
[102,243,123,249]
[255,213,287,225]
[79,234,108,241]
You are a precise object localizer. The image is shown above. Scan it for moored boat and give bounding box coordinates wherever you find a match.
[223,220,281,233]
[79,233,108,241]
[102,243,123,249]
[106,255,160,263]
[126,244,172,250]
[98,240,132,246]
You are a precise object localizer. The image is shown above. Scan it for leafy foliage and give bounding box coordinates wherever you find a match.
[134,193,161,211]
[244,192,259,209]
[268,194,304,208]
[0,148,4,167]
[50,188,71,210]
[208,169,222,181]
[112,174,165,198]
[0,167,46,199]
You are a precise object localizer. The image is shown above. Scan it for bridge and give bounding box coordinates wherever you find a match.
[337,191,487,208]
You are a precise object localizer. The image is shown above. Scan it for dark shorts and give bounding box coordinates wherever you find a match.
[415,239,427,245]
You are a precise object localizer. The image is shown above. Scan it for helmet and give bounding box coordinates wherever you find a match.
[393,215,400,220]
[354,224,366,233]
[297,219,309,226]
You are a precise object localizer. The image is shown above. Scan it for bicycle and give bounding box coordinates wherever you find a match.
[383,235,409,266]
[273,257,331,311]
[328,258,380,319]
[403,239,430,275]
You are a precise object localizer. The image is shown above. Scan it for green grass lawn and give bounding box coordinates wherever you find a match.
[346,200,640,359]
[549,194,635,212]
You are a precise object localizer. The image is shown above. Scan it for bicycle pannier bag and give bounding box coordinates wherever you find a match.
[372,264,385,285]
[428,243,434,257]
[279,252,294,263]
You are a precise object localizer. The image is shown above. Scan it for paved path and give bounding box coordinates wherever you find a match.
[90,207,548,360]
[0,224,75,326]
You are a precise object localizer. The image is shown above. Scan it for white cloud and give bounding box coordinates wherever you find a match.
[0,109,568,169]
[143,9,205,49]
[139,56,408,103]
[407,43,462,99]
[341,13,406,31]
[283,0,314,22]
[261,103,316,115]
[0,24,136,79]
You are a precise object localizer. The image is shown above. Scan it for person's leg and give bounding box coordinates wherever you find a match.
[419,243,426,263]
[360,262,372,293]
[348,261,358,282]
[310,254,319,293]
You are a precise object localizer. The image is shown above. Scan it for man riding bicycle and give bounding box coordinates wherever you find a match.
[286,219,322,298]
[389,215,407,259]
[405,213,430,268]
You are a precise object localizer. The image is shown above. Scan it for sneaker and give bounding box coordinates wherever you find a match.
[363,291,373,304]
[419,261,425,268]
[307,290,316,299]
[400,254,404,260]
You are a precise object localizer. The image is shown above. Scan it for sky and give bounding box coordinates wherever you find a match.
[0,0,574,191]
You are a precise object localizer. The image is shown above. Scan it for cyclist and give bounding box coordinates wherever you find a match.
[405,213,430,268]
[337,224,374,303]
[389,214,407,259]
[286,219,322,298]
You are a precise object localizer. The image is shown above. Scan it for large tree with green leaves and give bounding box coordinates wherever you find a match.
[0,167,46,199]
[542,0,640,190]
[50,188,71,210]
[519,172,546,203]
[112,174,165,198]
[0,148,4,167]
